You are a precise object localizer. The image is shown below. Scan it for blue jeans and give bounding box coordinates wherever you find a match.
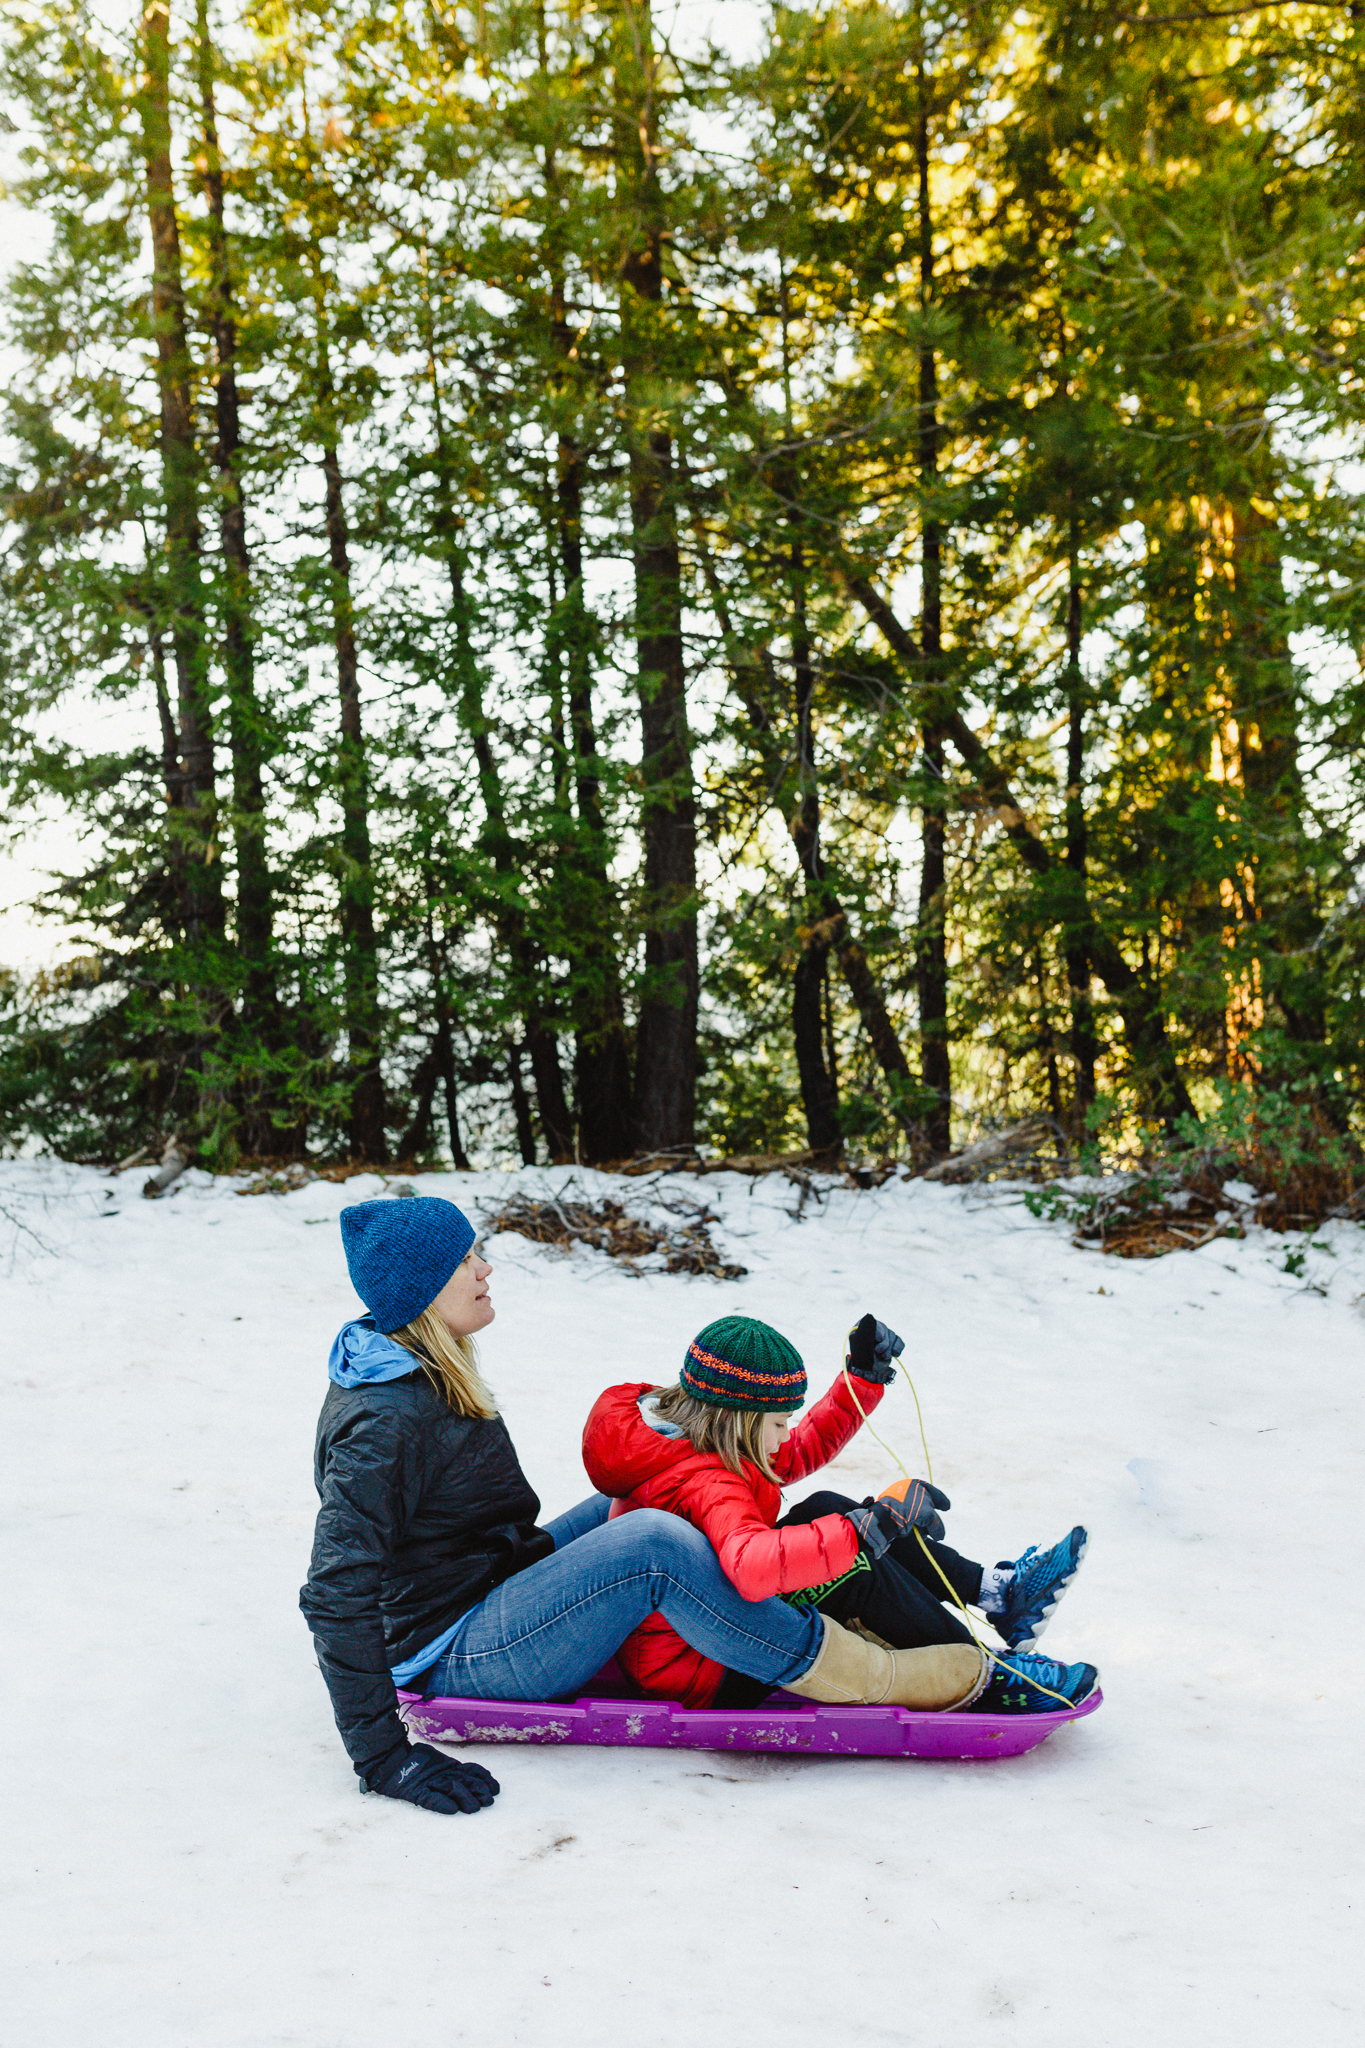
[420,1494,823,1701]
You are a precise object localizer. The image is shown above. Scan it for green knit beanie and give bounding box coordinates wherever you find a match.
[680,1315,807,1412]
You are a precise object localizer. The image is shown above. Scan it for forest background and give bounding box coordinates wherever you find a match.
[1,0,1363,1179]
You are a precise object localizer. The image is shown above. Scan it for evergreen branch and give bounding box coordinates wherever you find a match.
[1117,1,1350,18]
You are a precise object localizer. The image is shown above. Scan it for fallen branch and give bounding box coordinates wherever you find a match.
[143,1135,191,1200]
[922,1118,1063,1183]
[481,1189,747,1279]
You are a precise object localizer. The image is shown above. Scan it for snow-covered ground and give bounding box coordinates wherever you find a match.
[4,1159,1358,2044]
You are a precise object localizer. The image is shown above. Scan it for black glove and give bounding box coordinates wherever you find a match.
[845,1312,904,1386]
[846,1476,952,1555]
[366,1745,501,1816]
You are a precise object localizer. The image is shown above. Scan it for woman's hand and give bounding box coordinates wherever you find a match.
[845,1312,904,1384]
[367,1745,501,1815]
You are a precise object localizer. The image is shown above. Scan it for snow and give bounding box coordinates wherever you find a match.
[4,1159,1359,2044]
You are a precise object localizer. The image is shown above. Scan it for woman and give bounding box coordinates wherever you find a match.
[300,1196,986,1818]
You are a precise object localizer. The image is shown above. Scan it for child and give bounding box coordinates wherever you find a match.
[582,1312,1097,1715]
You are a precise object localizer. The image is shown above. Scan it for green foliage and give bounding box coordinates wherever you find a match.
[1175,1080,1362,1220]
[1,0,1364,1170]
[699,1049,806,1159]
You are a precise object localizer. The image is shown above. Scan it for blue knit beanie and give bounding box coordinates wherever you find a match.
[339,1196,476,1333]
[680,1315,807,1412]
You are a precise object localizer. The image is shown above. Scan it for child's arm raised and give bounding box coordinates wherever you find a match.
[772,1314,900,1484]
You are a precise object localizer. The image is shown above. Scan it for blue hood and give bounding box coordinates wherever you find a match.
[328,1316,421,1388]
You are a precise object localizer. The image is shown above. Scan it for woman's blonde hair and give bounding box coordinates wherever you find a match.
[390,1306,498,1419]
[648,1383,778,1480]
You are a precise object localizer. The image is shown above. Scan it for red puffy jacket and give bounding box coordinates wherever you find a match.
[580,1372,886,1708]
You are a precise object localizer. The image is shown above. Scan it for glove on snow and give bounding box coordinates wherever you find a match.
[845,1312,905,1385]
[846,1476,952,1555]
[367,1745,501,1816]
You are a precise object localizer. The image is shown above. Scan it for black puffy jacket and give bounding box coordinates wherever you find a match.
[299,1370,553,1783]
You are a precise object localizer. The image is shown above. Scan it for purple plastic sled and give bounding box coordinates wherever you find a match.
[398,1663,1102,1762]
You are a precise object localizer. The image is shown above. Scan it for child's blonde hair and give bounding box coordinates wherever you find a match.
[390,1306,498,1419]
[648,1383,779,1481]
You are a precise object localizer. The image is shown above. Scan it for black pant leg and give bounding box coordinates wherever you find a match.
[888,1531,983,1609]
[816,1552,972,1648]
[713,1492,985,1703]
[777,1490,978,1649]
[779,1489,983,1608]
[712,1668,774,1709]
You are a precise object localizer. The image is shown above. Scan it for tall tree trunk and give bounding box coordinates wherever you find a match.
[1036,945,1064,1122]
[777,263,840,1159]
[195,2,283,1150]
[314,317,386,1161]
[447,550,575,1160]
[422,909,473,1172]
[1064,519,1098,1118]
[434,1006,473,1173]
[915,80,951,1156]
[789,527,841,1156]
[195,9,272,1004]
[397,1042,442,1161]
[508,1044,538,1166]
[617,3,698,1152]
[143,619,188,924]
[552,296,636,1159]
[421,294,574,1160]
[1226,488,1323,1057]
[137,0,219,940]
[539,13,634,1160]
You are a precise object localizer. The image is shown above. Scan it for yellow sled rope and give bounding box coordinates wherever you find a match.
[840,1361,1080,1710]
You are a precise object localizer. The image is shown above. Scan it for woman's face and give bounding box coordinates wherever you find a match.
[430,1247,494,1338]
[762,1411,793,1460]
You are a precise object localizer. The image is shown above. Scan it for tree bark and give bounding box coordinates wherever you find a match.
[435,1006,473,1172]
[137,0,219,939]
[1064,520,1098,1116]
[397,1042,442,1161]
[537,30,636,1162]
[788,525,841,1156]
[195,4,274,1033]
[422,298,575,1161]
[419,906,473,1172]
[447,551,575,1161]
[915,81,951,1156]
[1226,488,1324,1056]
[617,3,698,1152]
[508,1043,538,1167]
[1037,944,1064,1122]
[552,278,635,1158]
[314,313,387,1161]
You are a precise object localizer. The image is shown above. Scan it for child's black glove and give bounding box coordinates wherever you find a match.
[846,1312,905,1385]
[846,1476,952,1554]
[366,1745,501,1816]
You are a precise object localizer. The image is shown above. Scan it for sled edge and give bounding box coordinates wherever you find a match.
[398,1683,1103,1760]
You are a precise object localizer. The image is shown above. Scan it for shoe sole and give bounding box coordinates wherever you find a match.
[1007,1529,1089,1651]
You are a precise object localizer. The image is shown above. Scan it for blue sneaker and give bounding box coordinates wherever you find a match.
[995,1526,1089,1650]
[972,1651,1099,1715]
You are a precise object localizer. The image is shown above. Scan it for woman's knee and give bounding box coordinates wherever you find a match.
[610,1507,712,1570]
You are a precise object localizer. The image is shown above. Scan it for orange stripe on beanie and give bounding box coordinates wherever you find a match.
[680,1316,806,1411]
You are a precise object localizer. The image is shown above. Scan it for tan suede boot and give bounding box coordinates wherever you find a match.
[784,1614,990,1711]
